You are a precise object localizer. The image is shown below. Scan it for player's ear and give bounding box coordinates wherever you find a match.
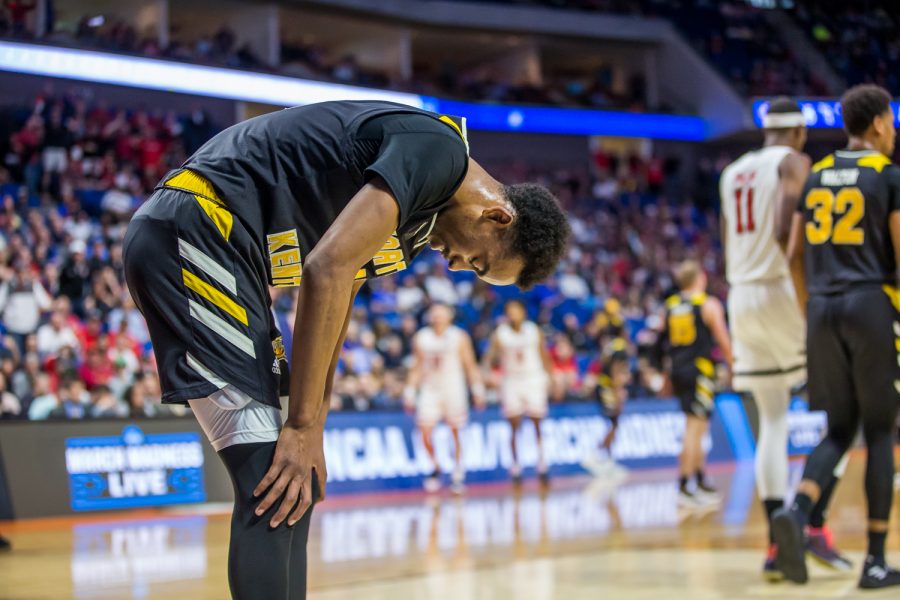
[872,113,887,138]
[482,206,514,226]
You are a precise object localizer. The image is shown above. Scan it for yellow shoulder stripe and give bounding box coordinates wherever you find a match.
[811,154,834,173]
[691,292,707,306]
[182,269,248,326]
[857,154,892,173]
[665,295,681,308]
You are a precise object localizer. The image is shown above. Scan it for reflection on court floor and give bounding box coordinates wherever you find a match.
[1,456,897,600]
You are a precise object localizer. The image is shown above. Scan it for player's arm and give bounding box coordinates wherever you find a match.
[539,330,554,376]
[701,296,733,368]
[460,331,486,408]
[254,177,400,528]
[321,281,364,412]
[481,332,500,371]
[404,336,422,411]
[786,211,808,313]
[775,152,811,252]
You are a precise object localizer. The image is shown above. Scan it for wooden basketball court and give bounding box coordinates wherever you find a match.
[1,453,898,599]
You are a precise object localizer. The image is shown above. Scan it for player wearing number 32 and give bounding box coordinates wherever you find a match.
[720,97,848,581]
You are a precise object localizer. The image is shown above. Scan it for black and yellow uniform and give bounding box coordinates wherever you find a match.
[665,292,716,419]
[124,101,469,409]
[799,149,900,440]
[595,338,629,426]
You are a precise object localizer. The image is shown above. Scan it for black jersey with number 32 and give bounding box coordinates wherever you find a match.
[800,150,900,295]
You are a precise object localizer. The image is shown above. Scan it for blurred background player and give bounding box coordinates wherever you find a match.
[664,260,732,508]
[483,299,553,485]
[582,337,630,478]
[720,96,848,579]
[405,304,485,494]
[774,84,900,589]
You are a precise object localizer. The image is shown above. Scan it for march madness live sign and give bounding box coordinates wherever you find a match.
[65,425,206,511]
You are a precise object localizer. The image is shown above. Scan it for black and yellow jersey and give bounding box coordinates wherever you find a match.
[174,101,470,287]
[664,292,713,372]
[800,150,900,295]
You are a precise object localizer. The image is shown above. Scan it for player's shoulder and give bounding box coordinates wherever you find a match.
[811,153,836,174]
[664,294,681,309]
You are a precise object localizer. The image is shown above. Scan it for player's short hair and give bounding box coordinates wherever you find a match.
[503,183,570,289]
[841,84,893,137]
[674,260,702,290]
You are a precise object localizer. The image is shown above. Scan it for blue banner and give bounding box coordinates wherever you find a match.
[753,98,900,129]
[423,97,708,141]
[65,425,206,511]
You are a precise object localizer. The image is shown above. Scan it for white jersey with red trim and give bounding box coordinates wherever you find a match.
[415,325,465,390]
[496,321,544,378]
[720,145,794,285]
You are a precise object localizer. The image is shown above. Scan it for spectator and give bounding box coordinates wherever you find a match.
[26,373,58,420]
[90,384,128,418]
[36,309,81,358]
[0,265,52,352]
[49,377,89,419]
[0,371,20,418]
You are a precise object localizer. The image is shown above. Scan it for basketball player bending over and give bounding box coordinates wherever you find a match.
[720,97,849,579]
[123,100,569,599]
[773,84,900,589]
[482,299,553,485]
[405,303,484,494]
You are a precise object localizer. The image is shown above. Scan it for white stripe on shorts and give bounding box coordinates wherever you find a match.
[188,299,256,358]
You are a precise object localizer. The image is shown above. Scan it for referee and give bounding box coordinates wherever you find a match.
[123,100,569,599]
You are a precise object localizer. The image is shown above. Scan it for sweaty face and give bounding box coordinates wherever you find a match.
[429,207,524,286]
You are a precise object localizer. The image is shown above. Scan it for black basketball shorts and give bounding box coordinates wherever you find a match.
[123,171,289,409]
[672,357,715,420]
[806,286,900,420]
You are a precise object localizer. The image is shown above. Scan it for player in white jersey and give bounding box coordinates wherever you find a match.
[482,299,553,485]
[405,304,485,494]
[720,97,849,579]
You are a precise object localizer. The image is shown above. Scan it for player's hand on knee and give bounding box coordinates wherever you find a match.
[253,424,326,528]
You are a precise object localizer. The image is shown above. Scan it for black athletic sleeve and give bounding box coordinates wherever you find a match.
[364,128,469,228]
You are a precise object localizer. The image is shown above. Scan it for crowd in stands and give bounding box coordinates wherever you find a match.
[444,0,832,97]
[0,87,728,421]
[788,0,900,93]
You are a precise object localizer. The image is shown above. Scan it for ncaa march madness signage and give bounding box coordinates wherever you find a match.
[322,401,739,494]
[65,425,206,511]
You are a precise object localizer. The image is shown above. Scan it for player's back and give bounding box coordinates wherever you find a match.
[721,145,794,285]
[416,326,465,387]
[496,321,543,377]
[801,150,900,295]
[665,293,713,371]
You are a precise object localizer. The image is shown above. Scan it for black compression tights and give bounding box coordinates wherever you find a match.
[801,403,897,523]
[218,442,314,600]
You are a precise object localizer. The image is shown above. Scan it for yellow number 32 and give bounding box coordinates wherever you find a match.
[805,187,865,245]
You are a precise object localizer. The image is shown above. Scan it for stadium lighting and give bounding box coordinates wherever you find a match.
[0,41,423,108]
[0,40,707,140]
